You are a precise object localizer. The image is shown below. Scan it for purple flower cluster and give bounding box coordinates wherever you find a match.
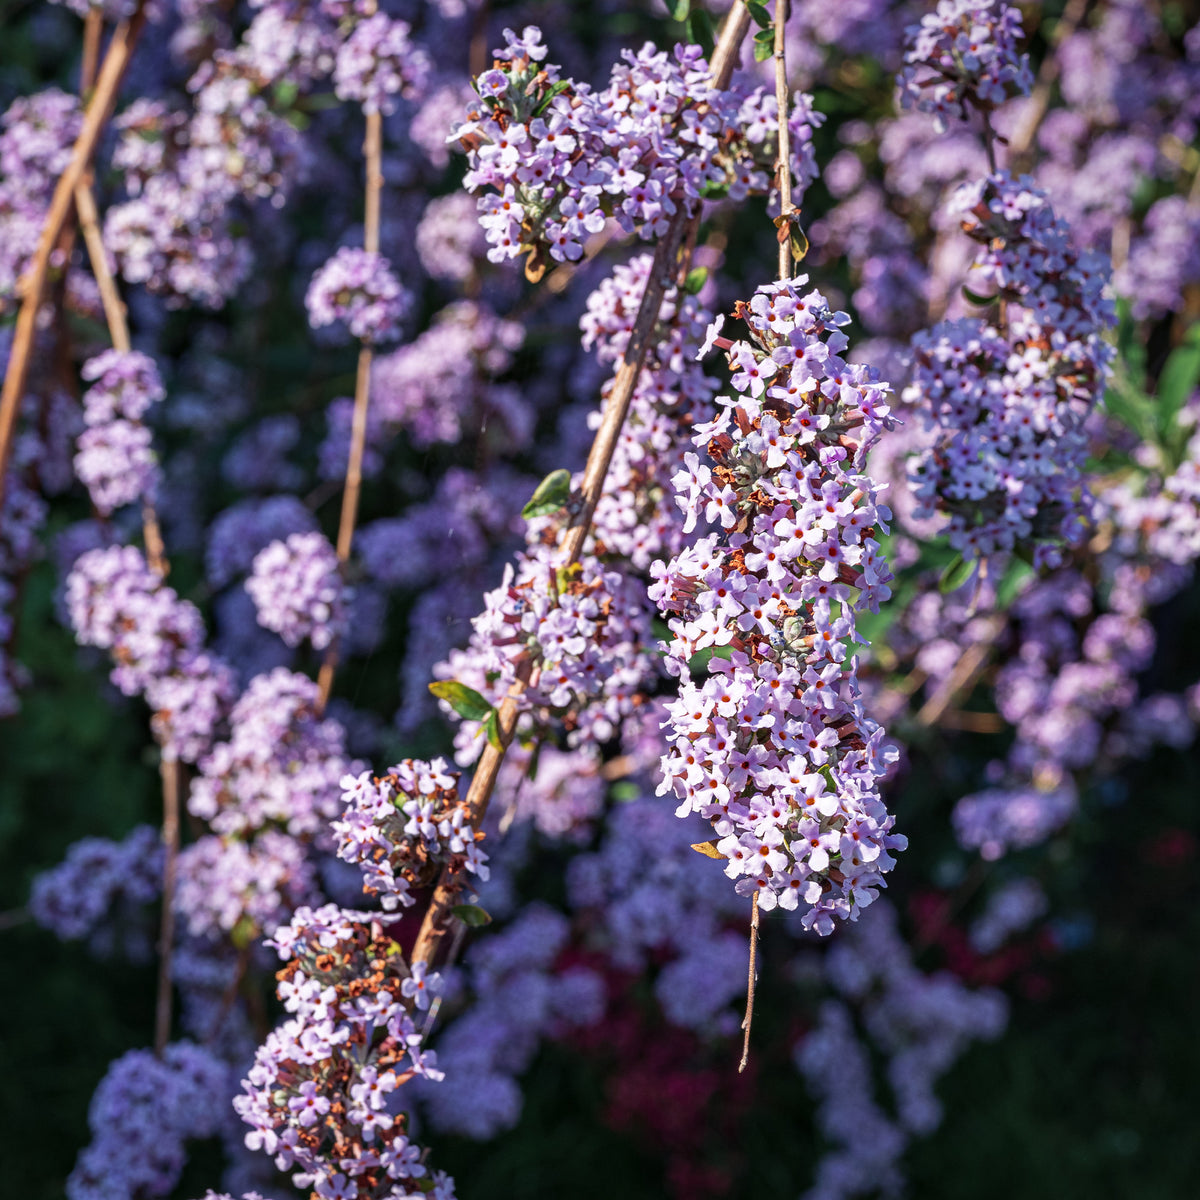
[334,758,488,910]
[234,904,456,1200]
[456,27,821,268]
[246,531,348,651]
[952,779,1076,860]
[74,351,166,516]
[968,878,1047,953]
[29,825,162,954]
[369,300,527,449]
[0,89,81,306]
[906,172,1116,565]
[188,667,359,841]
[66,545,235,761]
[206,495,318,589]
[333,13,430,115]
[652,278,904,931]
[437,543,656,758]
[68,1042,231,1200]
[305,247,410,344]
[176,829,319,942]
[897,0,1033,132]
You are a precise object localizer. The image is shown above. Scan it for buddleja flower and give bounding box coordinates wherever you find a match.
[306,247,410,344]
[333,13,430,114]
[334,759,488,910]
[455,27,823,272]
[435,543,657,759]
[898,0,1033,131]
[246,531,348,650]
[234,905,456,1200]
[906,172,1116,565]
[651,278,905,933]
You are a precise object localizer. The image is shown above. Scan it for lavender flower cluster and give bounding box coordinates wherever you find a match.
[652,278,905,930]
[906,172,1116,565]
[234,904,456,1200]
[334,758,488,910]
[898,0,1033,131]
[456,26,821,270]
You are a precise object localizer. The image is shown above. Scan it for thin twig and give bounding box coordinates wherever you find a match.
[773,0,794,282]
[739,0,793,1075]
[915,618,1002,727]
[0,2,147,503]
[81,8,102,93]
[75,181,130,351]
[409,6,754,971]
[155,758,181,1056]
[317,109,384,713]
[738,890,761,1074]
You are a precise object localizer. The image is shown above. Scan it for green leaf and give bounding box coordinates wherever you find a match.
[685,7,716,57]
[962,285,998,307]
[939,553,977,594]
[483,708,504,751]
[683,266,708,294]
[522,468,572,520]
[451,904,493,927]
[753,27,775,61]
[428,680,493,722]
[273,80,299,109]
[532,79,571,117]
[996,557,1033,608]
[1156,323,1200,438]
[667,0,691,19]
[744,0,771,27]
[699,180,729,200]
[611,781,640,802]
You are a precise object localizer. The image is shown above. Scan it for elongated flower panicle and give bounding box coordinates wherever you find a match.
[334,759,488,910]
[898,0,1033,131]
[454,26,822,272]
[906,172,1116,565]
[651,278,905,933]
[234,904,456,1200]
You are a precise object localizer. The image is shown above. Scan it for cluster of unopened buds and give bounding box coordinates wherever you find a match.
[906,171,1115,565]
[651,278,905,932]
[334,759,487,910]
[454,25,821,275]
[235,904,456,1200]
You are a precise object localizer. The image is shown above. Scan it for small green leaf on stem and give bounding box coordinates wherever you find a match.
[773,211,809,262]
[683,266,708,294]
[522,468,572,519]
[939,553,977,594]
[532,79,571,117]
[451,904,493,927]
[753,26,775,60]
[483,708,504,751]
[745,0,771,27]
[962,284,999,307]
[428,680,493,722]
[667,0,691,19]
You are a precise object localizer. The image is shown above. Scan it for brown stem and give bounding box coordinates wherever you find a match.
[738,889,761,1074]
[81,8,102,93]
[316,110,384,713]
[773,0,793,281]
[75,181,130,352]
[155,758,181,1056]
[409,7,754,970]
[0,2,147,504]
[915,618,1002,727]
